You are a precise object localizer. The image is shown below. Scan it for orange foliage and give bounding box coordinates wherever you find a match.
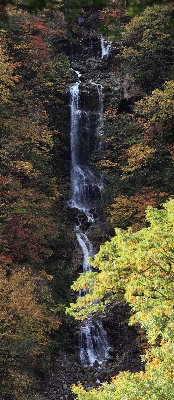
[4,214,40,263]
[103,105,118,120]
[107,187,169,230]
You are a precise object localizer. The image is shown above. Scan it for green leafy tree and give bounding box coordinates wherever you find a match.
[119,4,174,90]
[67,199,174,399]
[134,79,174,147]
[0,0,171,16]
[135,80,174,129]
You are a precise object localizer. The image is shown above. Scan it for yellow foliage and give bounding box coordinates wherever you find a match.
[107,194,136,227]
[0,264,60,398]
[0,43,14,104]
[122,143,155,176]
[135,80,174,123]
[13,161,40,177]
[41,269,53,281]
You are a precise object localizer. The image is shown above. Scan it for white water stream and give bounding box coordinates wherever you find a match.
[101,36,112,58]
[69,65,110,366]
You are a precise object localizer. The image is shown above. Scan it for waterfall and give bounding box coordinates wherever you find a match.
[79,320,110,367]
[69,77,110,367]
[101,36,111,58]
[69,80,103,217]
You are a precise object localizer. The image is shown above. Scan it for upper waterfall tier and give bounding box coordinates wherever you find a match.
[69,80,104,214]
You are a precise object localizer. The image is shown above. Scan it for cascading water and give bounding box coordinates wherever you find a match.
[79,320,110,367]
[69,77,104,217]
[101,36,112,58]
[69,73,110,367]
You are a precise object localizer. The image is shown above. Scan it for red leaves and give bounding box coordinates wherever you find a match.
[0,253,13,265]
[103,105,118,120]
[27,34,50,65]
[100,8,119,23]
[0,175,7,185]
[30,22,49,31]
[5,214,40,263]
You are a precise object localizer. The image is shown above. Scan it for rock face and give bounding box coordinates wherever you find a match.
[68,15,115,274]
[39,304,146,399]
[40,352,83,400]
[40,7,147,399]
[101,303,147,379]
[66,4,146,362]
[68,9,144,106]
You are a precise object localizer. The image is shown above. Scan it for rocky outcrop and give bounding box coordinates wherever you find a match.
[40,7,148,398]
[39,302,146,399]
[68,9,144,105]
[40,352,84,400]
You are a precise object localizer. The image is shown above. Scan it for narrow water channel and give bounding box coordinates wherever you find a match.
[69,66,110,367]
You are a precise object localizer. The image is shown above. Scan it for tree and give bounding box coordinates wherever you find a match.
[133,80,174,152]
[118,4,174,91]
[0,262,60,399]
[0,17,68,266]
[67,199,174,399]
[0,0,171,16]
[135,80,174,126]
[0,11,76,398]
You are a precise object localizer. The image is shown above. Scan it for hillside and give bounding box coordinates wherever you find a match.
[0,1,174,399]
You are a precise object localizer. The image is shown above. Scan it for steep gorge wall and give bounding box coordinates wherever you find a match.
[1,5,173,399]
[55,9,144,272]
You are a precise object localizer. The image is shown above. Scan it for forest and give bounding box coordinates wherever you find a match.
[0,0,174,399]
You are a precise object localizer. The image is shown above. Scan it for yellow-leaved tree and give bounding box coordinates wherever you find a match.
[67,199,174,399]
[0,262,60,399]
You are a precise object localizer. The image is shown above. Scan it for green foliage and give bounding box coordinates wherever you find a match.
[63,0,108,22]
[135,80,174,123]
[0,9,74,399]
[67,199,174,321]
[26,0,53,12]
[119,4,174,90]
[68,199,174,399]
[72,357,174,399]
[134,80,174,148]
[0,0,170,18]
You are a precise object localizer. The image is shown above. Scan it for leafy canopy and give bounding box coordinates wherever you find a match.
[0,264,60,399]
[119,4,174,90]
[67,199,174,324]
[0,0,169,15]
[67,199,174,399]
[135,80,174,123]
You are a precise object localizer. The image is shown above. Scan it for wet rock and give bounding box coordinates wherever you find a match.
[71,62,81,70]
[39,353,85,400]
[63,384,68,389]
[93,360,99,368]
[39,6,147,400]
[108,347,115,355]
